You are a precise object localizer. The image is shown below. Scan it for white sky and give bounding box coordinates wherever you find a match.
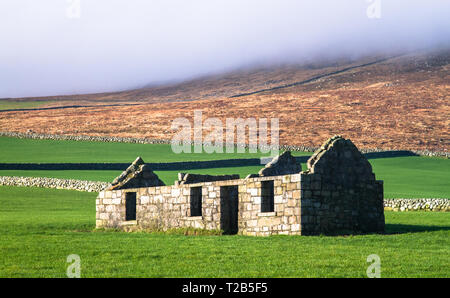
[0,0,449,98]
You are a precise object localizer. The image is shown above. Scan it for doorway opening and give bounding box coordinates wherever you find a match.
[220,186,239,235]
[125,192,136,221]
[190,187,202,217]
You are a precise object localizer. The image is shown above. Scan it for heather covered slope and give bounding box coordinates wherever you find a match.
[2,54,393,104]
[0,49,448,151]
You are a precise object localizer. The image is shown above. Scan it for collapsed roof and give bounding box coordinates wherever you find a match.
[108,157,165,190]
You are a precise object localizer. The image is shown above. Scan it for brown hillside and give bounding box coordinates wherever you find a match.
[0,49,448,151]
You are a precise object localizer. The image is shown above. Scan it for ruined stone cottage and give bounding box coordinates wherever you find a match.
[96,136,385,236]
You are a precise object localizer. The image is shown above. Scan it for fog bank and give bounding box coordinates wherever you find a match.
[0,0,449,98]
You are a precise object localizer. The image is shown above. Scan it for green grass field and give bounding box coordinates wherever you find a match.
[0,100,53,111]
[0,137,448,198]
[0,186,448,277]
[0,137,448,277]
[0,136,301,163]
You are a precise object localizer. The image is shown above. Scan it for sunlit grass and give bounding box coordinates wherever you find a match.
[0,100,53,111]
[0,186,449,277]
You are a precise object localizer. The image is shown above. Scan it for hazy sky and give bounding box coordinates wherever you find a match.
[0,0,449,98]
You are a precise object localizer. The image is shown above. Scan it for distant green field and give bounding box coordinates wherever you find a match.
[371,157,450,198]
[0,186,448,277]
[0,167,264,185]
[0,136,302,163]
[0,136,448,198]
[0,100,53,111]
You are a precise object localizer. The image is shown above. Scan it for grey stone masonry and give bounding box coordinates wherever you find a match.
[301,136,385,234]
[176,173,240,185]
[96,174,301,235]
[258,151,302,177]
[96,136,385,236]
[109,157,164,190]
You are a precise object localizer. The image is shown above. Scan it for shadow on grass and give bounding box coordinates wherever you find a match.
[302,224,450,236]
[385,224,450,235]
[0,151,419,171]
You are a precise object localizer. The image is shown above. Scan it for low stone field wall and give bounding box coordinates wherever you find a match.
[0,176,448,211]
[0,176,109,192]
[384,198,450,212]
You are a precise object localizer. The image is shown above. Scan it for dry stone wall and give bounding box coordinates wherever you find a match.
[384,198,450,212]
[0,176,109,192]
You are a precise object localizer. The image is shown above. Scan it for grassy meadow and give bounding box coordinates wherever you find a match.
[0,136,448,277]
[0,136,301,163]
[0,100,53,111]
[0,186,448,278]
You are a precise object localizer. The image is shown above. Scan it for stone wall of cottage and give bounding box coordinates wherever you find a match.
[300,136,385,235]
[96,184,218,231]
[135,183,221,231]
[238,174,301,236]
[96,136,386,236]
[96,189,124,228]
[299,172,384,235]
[96,172,384,235]
[96,174,302,236]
